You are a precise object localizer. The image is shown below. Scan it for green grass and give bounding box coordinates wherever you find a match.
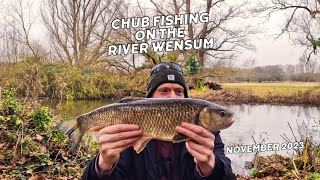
[189,82,320,105]
[222,82,320,101]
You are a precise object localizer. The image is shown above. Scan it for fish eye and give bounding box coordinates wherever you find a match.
[219,111,226,117]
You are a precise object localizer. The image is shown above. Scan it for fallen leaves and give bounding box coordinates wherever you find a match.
[0,100,97,179]
[35,134,44,141]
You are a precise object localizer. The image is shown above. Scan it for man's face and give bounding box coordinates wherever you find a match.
[152,83,185,98]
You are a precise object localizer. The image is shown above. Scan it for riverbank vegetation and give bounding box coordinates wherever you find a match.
[1,60,320,106]
[0,88,98,179]
[236,135,320,179]
[0,59,148,100]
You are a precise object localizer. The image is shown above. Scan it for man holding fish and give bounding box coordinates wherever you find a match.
[79,62,236,179]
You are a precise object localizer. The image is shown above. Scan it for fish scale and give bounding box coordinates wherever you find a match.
[57,97,235,153]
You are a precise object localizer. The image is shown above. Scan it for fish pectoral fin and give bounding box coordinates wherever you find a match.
[118,96,145,103]
[133,136,152,154]
[90,132,99,142]
[89,126,105,132]
[172,133,188,142]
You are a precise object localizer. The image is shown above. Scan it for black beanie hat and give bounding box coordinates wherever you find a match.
[146,69,188,98]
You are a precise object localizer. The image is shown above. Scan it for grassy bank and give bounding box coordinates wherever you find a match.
[190,82,320,105]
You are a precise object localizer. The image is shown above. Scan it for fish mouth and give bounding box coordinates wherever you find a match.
[210,114,234,132]
[221,114,235,129]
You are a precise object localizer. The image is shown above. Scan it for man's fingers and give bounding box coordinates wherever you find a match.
[97,124,142,168]
[99,130,143,143]
[100,136,142,150]
[180,122,213,138]
[99,124,140,134]
[175,125,214,149]
[186,142,213,163]
[187,140,213,155]
[105,140,141,155]
[100,140,139,164]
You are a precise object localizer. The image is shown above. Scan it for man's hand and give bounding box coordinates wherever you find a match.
[175,122,216,176]
[98,124,143,170]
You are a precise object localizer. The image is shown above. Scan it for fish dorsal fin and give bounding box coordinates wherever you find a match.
[118,97,145,103]
[133,136,152,154]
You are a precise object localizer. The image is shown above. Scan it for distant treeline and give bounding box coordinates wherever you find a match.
[229,63,320,82]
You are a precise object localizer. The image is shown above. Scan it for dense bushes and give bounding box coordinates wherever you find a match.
[0,60,144,100]
[0,88,98,179]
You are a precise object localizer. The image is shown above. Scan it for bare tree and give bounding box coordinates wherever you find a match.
[295,14,320,61]
[240,58,256,82]
[95,0,168,74]
[41,0,121,66]
[146,0,256,66]
[242,58,256,69]
[101,1,150,74]
[253,0,320,62]
[0,24,27,62]
[0,0,40,62]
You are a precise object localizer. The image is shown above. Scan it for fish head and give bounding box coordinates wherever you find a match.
[198,106,234,132]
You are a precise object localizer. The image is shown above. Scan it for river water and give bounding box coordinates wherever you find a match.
[42,100,320,174]
[221,104,320,175]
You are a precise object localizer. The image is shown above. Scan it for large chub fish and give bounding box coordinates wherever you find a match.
[57,97,234,153]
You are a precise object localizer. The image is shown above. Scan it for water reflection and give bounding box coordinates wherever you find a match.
[41,99,116,119]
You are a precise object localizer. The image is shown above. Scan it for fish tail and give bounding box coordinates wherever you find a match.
[57,118,83,152]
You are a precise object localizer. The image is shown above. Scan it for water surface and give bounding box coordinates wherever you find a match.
[222,104,320,174]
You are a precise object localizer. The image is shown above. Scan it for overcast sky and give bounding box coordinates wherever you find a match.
[250,37,305,66]
[240,13,306,66]
[131,0,308,66]
[3,0,308,66]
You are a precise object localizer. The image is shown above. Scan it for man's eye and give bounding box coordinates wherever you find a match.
[175,90,183,94]
[160,89,168,93]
